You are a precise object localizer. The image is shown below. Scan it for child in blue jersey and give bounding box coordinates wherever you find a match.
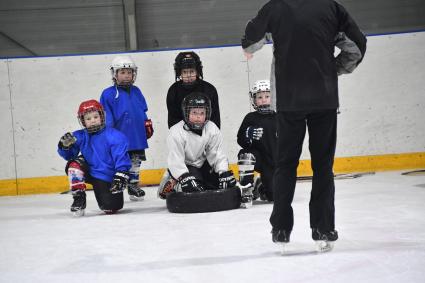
[100,55,154,201]
[57,100,131,217]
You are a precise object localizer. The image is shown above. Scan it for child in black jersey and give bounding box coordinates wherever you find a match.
[166,51,221,129]
[237,80,276,202]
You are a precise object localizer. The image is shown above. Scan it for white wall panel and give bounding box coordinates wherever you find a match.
[338,32,425,156]
[1,32,424,179]
[0,60,16,179]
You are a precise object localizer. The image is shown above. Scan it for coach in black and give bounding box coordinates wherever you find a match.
[242,0,367,247]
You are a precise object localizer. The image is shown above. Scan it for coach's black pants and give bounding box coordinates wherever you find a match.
[270,109,337,233]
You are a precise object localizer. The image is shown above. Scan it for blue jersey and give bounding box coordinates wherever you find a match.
[57,127,131,183]
[100,85,149,151]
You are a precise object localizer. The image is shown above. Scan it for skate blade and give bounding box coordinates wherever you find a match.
[72,209,85,217]
[129,195,144,201]
[274,242,287,255]
[315,240,334,252]
[240,201,253,209]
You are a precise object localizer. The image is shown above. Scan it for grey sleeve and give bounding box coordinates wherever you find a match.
[335,32,362,76]
[243,33,272,54]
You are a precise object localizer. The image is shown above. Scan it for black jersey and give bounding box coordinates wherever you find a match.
[166,80,221,129]
[237,111,277,165]
[242,0,366,111]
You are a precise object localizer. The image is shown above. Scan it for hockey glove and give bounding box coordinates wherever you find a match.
[110,171,130,194]
[158,178,177,199]
[145,119,154,139]
[59,132,77,149]
[218,170,237,190]
[246,127,263,141]
[178,173,204,193]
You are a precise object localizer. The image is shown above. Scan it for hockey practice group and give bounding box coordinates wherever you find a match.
[57,0,367,253]
[58,52,272,215]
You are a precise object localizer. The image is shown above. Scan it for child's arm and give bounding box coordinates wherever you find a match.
[166,129,189,179]
[237,115,255,148]
[205,125,229,174]
[166,86,181,129]
[100,90,115,127]
[109,131,131,173]
[207,84,221,129]
[57,132,80,160]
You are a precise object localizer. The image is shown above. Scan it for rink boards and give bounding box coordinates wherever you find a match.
[0,31,424,196]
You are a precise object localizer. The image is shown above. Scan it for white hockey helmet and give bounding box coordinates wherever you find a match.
[249,80,272,113]
[110,55,138,84]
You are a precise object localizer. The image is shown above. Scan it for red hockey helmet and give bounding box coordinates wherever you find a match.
[77,100,105,133]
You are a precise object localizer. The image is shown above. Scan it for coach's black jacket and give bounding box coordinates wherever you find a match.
[242,0,367,111]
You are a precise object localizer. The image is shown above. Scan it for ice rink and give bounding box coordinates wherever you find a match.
[1,170,425,283]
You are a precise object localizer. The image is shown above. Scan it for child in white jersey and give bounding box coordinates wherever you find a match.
[158,92,236,198]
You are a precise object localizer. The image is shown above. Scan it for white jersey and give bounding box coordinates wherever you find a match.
[167,120,229,179]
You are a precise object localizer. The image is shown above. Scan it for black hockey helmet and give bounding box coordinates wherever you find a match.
[181,92,211,130]
[174,51,203,81]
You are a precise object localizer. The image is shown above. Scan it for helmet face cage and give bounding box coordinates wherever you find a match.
[77,100,106,133]
[174,52,203,82]
[110,55,138,85]
[182,93,211,130]
[249,80,272,114]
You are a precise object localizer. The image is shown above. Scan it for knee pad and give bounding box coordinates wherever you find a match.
[65,156,88,175]
[238,152,256,186]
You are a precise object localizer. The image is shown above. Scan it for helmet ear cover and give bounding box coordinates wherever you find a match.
[77,100,106,133]
[174,51,203,81]
[181,92,211,130]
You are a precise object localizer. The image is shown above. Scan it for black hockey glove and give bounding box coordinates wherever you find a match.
[218,170,237,190]
[59,132,77,149]
[110,171,130,194]
[178,173,204,193]
[246,126,263,141]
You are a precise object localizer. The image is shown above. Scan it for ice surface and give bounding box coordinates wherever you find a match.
[1,171,425,283]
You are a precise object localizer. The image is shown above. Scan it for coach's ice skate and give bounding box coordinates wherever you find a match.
[312,229,338,252]
[128,184,145,201]
[239,183,253,208]
[272,229,290,255]
[70,191,86,217]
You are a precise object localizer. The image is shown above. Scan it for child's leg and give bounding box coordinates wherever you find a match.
[90,178,124,213]
[192,163,218,190]
[66,159,87,192]
[237,150,257,207]
[127,150,146,201]
[65,158,88,216]
[237,150,257,186]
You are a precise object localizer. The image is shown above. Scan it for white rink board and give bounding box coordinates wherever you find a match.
[0,32,424,179]
[0,60,16,180]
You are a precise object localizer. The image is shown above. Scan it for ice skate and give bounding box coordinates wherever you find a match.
[128,184,145,201]
[70,191,86,217]
[239,183,253,208]
[272,229,290,255]
[312,229,338,252]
